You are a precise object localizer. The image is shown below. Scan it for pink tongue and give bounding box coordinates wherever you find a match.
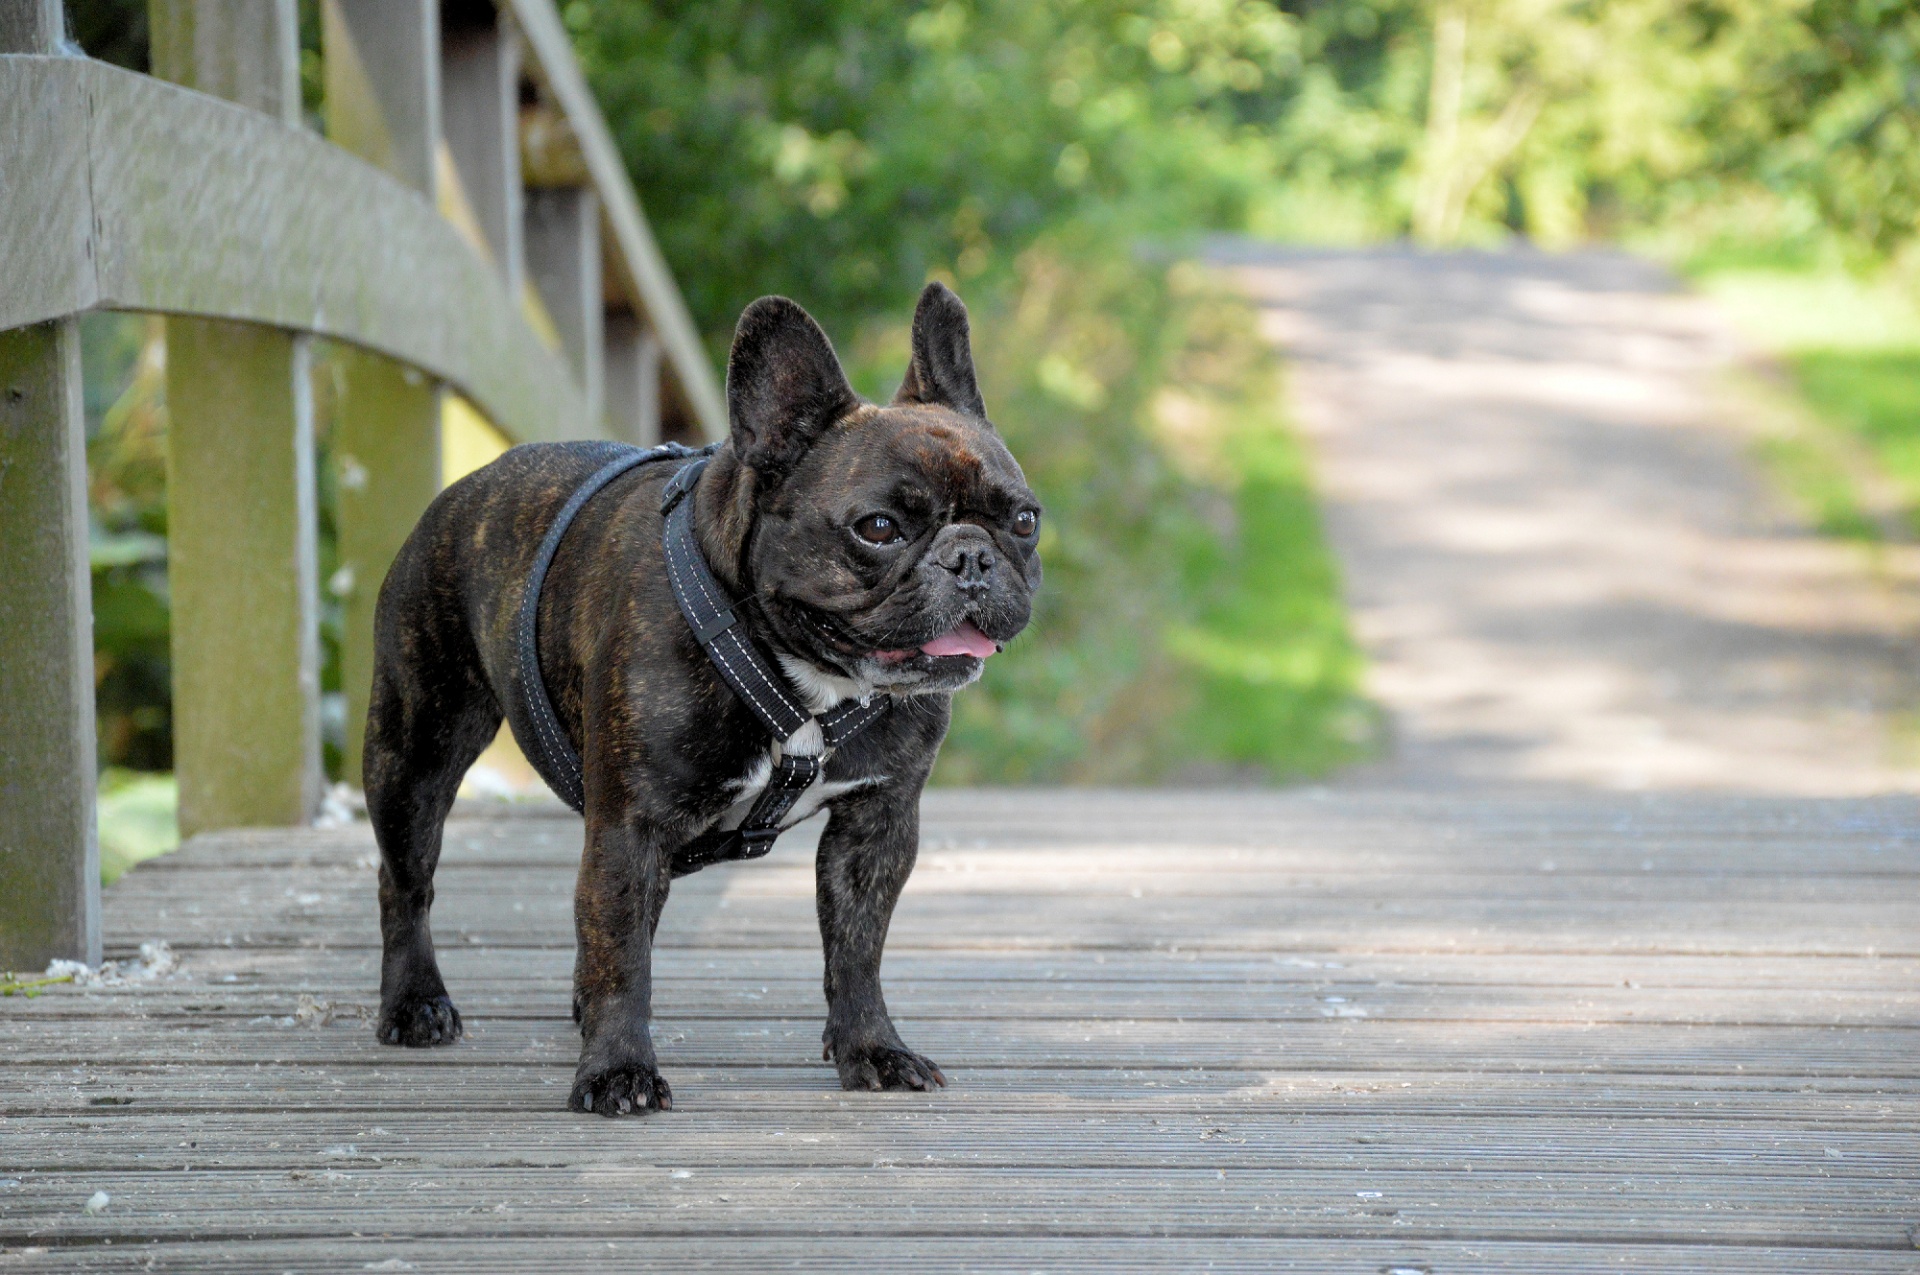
[919,621,999,659]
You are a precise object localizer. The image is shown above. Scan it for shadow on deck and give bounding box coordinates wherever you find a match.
[3,788,1918,1271]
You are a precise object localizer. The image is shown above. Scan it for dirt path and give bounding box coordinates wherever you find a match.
[1220,245,1920,794]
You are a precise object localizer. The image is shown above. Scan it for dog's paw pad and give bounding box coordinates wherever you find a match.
[374,994,462,1048]
[569,1063,672,1117]
[832,1043,946,1093]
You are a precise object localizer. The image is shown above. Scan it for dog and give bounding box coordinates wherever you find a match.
[360,282,1041,1115]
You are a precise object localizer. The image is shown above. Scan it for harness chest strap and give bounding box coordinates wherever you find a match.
[511,445,886,876]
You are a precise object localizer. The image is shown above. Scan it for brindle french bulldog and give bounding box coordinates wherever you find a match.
[360,283,1041,1115]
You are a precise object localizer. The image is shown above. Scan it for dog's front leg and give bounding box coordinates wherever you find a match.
[816,785,946,1091]
[568,811,674,1116]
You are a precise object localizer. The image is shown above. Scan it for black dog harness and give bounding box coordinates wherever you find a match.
[512,443,887,876]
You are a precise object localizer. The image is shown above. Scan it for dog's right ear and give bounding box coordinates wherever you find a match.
[726,297,860,474]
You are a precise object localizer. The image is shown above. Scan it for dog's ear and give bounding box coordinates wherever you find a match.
[727,296,860,472]
[894,281,986,419]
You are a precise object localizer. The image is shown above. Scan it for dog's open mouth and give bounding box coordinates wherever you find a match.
[873,621,1001,665]
[791,602,1002,669]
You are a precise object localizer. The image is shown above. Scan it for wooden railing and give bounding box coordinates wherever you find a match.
[0,0,725,968]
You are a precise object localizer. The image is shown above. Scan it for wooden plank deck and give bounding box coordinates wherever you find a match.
[3,788,1918,1271]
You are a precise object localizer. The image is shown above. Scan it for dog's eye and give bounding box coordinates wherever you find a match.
[854,514,903,545]
[1012,509,1039,538]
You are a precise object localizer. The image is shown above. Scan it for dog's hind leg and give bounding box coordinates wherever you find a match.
[362,606,501,1048]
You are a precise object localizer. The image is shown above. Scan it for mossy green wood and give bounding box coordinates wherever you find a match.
[149,0,300,126]
[333,346,441,788]
[164,318,323,835]
[150,0,319,834]
[0,321,101,969]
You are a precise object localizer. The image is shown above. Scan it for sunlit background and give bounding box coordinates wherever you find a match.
[70,0,1920,877]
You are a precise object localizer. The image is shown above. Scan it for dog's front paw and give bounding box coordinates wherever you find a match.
[569,1059,673,1117]
[825,1032,947,1092]
[375,993,462,1047]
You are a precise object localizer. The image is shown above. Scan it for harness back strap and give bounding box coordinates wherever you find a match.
[512,442,711,812]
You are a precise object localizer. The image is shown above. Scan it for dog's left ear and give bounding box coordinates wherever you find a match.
[895,281,986,420]
[727,296,861,472]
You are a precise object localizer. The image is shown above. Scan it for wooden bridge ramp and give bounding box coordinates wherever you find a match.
[3,788,1917,1271]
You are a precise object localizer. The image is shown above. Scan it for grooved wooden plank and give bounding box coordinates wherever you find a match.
[129,808,1920,873]
[15,1236,1920,1267]
[3,1166,1915,1246]
[4,1237,1915,1274]
[7,1017,1918,1076]
[11,977,1919,1027]
[10,1065,1914,1121]
[61,944,1920,994]
[7,1112,1916,1176]
[96,886,1920,956]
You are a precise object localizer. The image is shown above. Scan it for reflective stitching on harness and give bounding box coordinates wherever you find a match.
[515,448,889,874]
[677,520,806,724]
[657,458,889,874]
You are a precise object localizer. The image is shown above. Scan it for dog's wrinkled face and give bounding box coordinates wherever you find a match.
[724,283,1041,695]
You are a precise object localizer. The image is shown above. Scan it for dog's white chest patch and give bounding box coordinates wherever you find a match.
[717,752,881,833]
[713,659,888,834]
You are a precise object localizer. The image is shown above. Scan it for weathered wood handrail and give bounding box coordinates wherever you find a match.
[0,0,722,970]
[1,54,592,445]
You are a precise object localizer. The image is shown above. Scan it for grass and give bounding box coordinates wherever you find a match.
[1164,362,1377,779]
[1791,351,1920,536]
[96,768,178,885]
[1695,265,1920,541]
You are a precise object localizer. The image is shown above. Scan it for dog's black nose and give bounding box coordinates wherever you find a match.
[939,543,995,593]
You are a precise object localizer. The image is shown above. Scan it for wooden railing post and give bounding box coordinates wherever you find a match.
[524,185,603,423]
[1,0,97,975]
[322,0,439,192]
[150,0,323,834]
[442,5,524,295]
[0,320,101,970]
[149,0,302,127]
[323,0,445,788]
[603,311,662,447]
[0,0,65,52]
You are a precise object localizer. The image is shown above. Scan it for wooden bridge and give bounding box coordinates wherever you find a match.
[3,1,1918,1270]
[3,790,1917,1269]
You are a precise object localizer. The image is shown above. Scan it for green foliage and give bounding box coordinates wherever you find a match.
[97,768,179,885]
[928,250,1372,782]
[83,315,174,773]
[572,0,1373,782]
[1793,351,1920,538]
[1704,264,1920,546]
[569,0,1303,350]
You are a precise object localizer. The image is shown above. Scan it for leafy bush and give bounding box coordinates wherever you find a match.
[572,0,1374,782]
